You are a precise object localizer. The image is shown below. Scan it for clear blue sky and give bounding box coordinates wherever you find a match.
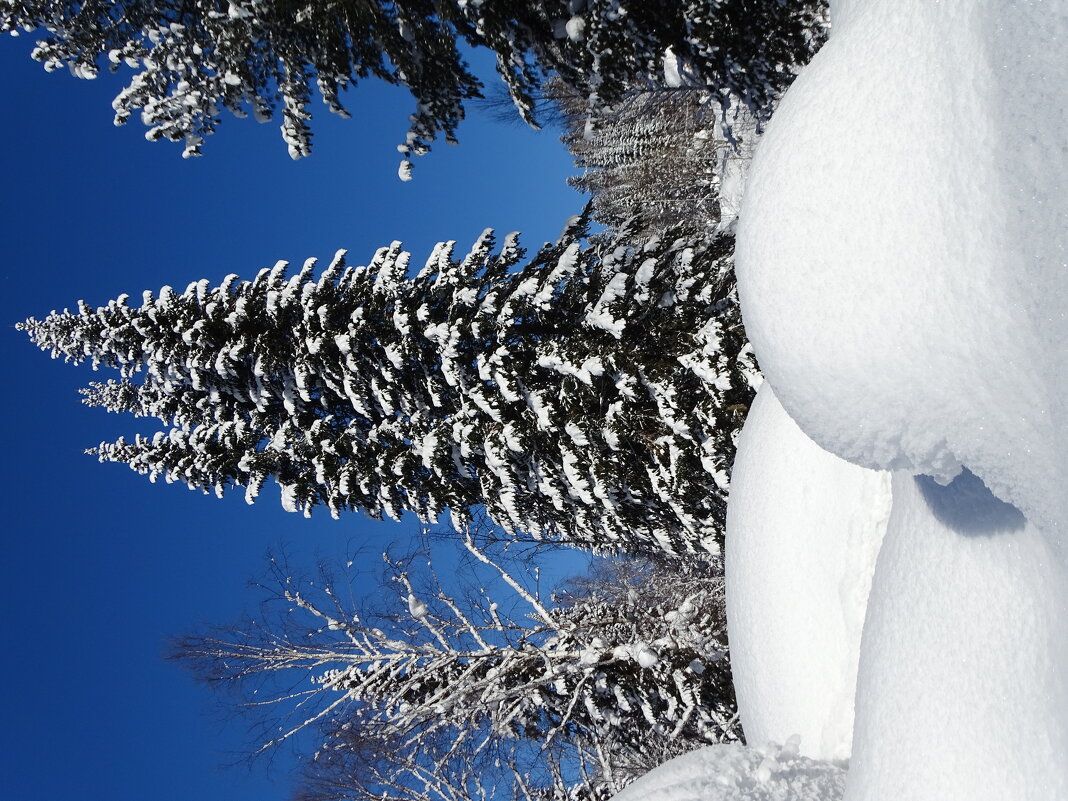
[0,39,578,801]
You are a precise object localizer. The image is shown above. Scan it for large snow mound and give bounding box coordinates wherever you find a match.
[735,0,1068,529]
[728,1,1068,799]
[611,741,845,801]
[726,385,889,761]
[847,469,1068,800]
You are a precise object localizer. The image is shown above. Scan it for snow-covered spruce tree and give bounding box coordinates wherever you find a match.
[175,540,738,801]
[20,219,755,556]
[2,0,482,163]
[3,1,826,167]
[544,0,829,122]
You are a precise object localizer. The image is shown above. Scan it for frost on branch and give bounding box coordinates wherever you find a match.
[20,216,754,557]
[2,1,827,165]
[173,541,739,800]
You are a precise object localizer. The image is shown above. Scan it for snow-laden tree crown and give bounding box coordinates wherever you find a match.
[2,0,827,169]
[20,218,755,556]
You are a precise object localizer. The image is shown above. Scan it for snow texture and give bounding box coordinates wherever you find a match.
[714,148,749,234]
[734,1,1068,799]
[663,47,687,89]
[829,0,855,27]
[612,740,844,801]
[565,15,586,42]
[726,384,889,762]
[736,0,1068,531]
[848,470,1068,801]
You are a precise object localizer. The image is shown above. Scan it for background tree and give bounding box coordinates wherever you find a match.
[2,1,827,169]
[20,218,756,556]
[174,535,739,801]
[557,87,759,237]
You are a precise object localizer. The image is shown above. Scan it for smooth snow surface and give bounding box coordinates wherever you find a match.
[736,0,1068,530]
[727,385,889,761]
[714,137,752,235]
[734,1,1068,798]
[849,471,1068,800]
[829,0,855,27]
[612,741,844,801]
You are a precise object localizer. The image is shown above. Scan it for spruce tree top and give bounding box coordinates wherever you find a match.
[20,220,755,556]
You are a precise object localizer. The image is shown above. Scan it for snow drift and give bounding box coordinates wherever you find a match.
[848,469,1068,800]
[736,0,1068,530]
[726,385,889,761]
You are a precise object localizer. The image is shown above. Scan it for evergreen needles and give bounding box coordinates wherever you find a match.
[19,219,755,556]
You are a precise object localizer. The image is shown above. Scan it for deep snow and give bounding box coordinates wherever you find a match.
[613,740,845,801]
[735,0,1068,532]
[731,0,1068,799]
[726,385,889,761]
[847,470,1068,800]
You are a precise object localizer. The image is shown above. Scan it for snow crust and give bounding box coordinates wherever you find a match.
[726,385,889,761]
[736,0,1068,531]
[612,741,844,801]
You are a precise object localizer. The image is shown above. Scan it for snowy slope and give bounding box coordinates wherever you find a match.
[726,385,889,761]
[612,740,844,801]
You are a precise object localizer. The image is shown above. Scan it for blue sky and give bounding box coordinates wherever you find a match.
[0,40,579,801]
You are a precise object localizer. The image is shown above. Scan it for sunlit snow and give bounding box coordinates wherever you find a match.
[726,385,889,762]
[613,739,844,801]
[725,0,1068,799]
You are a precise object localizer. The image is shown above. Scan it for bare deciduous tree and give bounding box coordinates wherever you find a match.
[174,532,739,800]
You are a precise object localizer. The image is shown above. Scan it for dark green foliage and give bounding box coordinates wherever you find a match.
[536,0,828,123]
[20,219,755,555]
[3,1,827,165]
